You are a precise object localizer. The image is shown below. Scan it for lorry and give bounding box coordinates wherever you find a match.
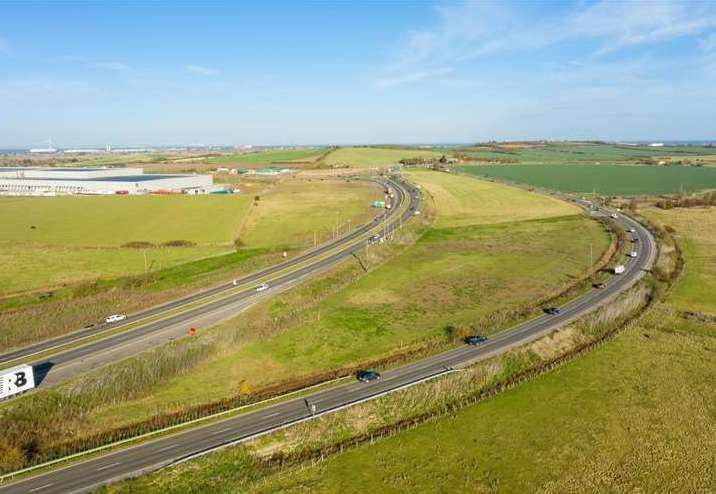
[614,265,626,275]
[0,364,35,400]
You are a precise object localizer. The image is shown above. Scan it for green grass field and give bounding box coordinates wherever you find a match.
[0,195,251,294]
[460,164,716,195]
[0,180,377,295]
[224,207,716,493]
[0,171,611,464]
[459,142,716,164]
[1,195,253,246]
[408,169,578,227]
[324,147,443,168]
[239,180,379,249]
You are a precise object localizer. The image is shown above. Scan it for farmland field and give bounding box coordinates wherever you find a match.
[0,171,611,464]
[324,147,443,168]
[459,142,716,164]
[192,207,714,494]
[460,164,716,195]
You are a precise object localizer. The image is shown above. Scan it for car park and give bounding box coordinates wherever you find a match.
[356,370,381,382]
[255,283,270,292]
[105,314,127,324]
[543,307,561,315]
[464,335,488,345]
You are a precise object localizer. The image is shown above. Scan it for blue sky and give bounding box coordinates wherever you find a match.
[1,0,715,147]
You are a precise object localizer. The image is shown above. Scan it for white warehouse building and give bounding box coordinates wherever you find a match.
[0,167,214,196]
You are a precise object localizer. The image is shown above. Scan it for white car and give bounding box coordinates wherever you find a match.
[629,251,638,258]
[629,228,636,233]
[610,213,618,219]
[255,283,270,292]
[105,314,127,324]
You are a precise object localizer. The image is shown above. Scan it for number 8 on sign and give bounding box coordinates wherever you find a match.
[0,365,36,400]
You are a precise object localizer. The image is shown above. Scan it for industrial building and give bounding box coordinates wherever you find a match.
[0,167,214,196]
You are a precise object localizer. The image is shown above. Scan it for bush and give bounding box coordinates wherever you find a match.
[160,240,197,248]
[234,237,246,249]
[444,323,471,342]
[121,241,155,249]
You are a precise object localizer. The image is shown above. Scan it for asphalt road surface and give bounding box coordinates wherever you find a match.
[0,177,419,387]
[0,201,656,494]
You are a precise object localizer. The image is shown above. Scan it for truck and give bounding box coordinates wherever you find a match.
[0,364,35,400]
[614,265,626,275]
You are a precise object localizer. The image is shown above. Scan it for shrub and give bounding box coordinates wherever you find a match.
[121,241,155,249]
[160,240,197,248]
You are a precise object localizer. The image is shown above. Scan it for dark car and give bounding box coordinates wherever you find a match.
[543,307,561,315]
[464,335,488,345]
[632,237,639,242]
[356,370,381,382]
[593,282,606,289]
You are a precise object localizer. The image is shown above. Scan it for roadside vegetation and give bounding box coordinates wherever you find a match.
[109,198,716,494]
[0,178,378,350]
[0,170,612,473]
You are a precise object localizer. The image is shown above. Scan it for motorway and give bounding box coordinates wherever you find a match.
[0,194,657,493]
[0,177,419,387]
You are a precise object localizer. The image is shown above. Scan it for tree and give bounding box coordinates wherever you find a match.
[238,380,251,397]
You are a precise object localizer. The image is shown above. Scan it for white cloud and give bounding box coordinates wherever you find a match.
[700,32,716,52]
[379,0,716,87]
[376,67,453,88]
[185,65,220,76]
[92,61,133,71]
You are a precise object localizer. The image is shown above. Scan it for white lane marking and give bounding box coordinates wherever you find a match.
[157,443,180,452]
[262,412,279,419]
[210,427,232,436]
[29,484,54,492]
[96,461,121,472]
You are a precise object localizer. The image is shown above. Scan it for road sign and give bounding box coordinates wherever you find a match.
[0,364,35,400]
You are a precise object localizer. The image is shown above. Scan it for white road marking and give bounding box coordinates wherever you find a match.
[262,412,279,419]
[96,462,121,471]
[29,484,54,492]
[157,444,180,452]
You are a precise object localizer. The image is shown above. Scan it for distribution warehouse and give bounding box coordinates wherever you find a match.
[0,167,214,195]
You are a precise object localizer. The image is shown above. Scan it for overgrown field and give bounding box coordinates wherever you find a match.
[324,147,443,168]
[172,205,713,493]
[0,172,611,471]
[460,163,716,195]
